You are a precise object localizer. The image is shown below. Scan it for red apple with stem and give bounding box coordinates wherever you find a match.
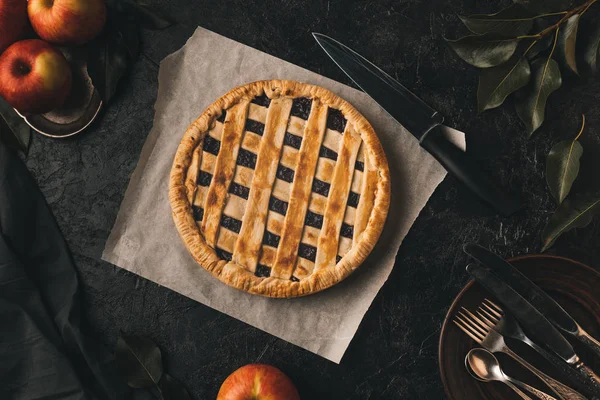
[217,364,300,400]
[0,0,29,54]
[0,39,72,114]
[28,0,107,46]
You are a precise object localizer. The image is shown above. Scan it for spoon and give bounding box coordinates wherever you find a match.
[466,348,558,400]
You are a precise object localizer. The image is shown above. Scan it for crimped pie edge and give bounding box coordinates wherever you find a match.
[169,80,390,298]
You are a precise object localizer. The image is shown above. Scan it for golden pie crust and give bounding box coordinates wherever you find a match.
[169,80,390,298]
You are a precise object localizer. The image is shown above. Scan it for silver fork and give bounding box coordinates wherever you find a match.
[479,299,593,400]
[454,306,586,400]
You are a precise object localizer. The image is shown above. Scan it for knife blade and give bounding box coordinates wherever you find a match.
[313,32,521,216]
[467,263,600,397]
[464,243,600,360]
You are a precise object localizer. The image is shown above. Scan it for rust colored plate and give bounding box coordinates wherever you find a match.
[439,254,600,400]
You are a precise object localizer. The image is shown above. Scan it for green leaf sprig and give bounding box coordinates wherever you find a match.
[87,0,173,104]
[115,334,191,400]
[448,0,600,135]
[542,115,600,250]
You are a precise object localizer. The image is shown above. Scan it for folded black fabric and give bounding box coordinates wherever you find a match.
[0,142,117,400]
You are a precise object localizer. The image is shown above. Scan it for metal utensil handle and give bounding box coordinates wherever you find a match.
[577,327,600,361]
[503,346,586,400]
[505,380,534,400]
[524,335,600,398]
[576,362,600,397]
[509,378,557,400]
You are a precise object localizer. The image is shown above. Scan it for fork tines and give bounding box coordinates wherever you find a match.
[477,299,503,327]
[481,299,503,320]
[454,300,507,345]
[453,307,493,344]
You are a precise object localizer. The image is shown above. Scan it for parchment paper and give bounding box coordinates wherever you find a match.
[102,27,465,363]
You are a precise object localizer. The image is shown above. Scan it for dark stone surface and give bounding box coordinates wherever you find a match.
[23,0,600,398]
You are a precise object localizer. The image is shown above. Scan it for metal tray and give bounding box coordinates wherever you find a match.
[16,47,102,138]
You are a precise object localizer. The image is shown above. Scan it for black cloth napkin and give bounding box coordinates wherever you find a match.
[0,141,117,400]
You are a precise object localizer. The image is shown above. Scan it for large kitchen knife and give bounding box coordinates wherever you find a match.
[467,263,600,397]
[465,243,600,360]
[313,33,521,216]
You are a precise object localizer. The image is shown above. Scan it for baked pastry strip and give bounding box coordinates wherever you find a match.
[233,98,293,272]
[186,144,202,204]
[315,124,362,269]
[271,100,328,279]
[201,100,250,247]
[259,245,277,267]
[353,148,377,244]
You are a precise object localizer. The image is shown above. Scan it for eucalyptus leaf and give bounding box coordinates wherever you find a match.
[0,98,31,154]
[448,34,520,68]
[584,20,600,72]
[557,14,580,74]
[478,54,531,112]
[460,5,534,36]
[546,139,583,204]
[515,57,562,135]
[115,335,163,389]
[87,19,140,103]
[160,374,192,400]
[513,0,573,14]
[541,192,600,251]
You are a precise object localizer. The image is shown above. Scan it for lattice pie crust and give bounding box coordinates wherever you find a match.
[169,80,390,297]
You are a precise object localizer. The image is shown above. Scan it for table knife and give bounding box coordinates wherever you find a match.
[464,243,600,361]
[467,263,600,397]
[313,33,521,216]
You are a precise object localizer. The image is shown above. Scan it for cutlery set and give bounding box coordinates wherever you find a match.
[457,244,600,399]
[311,32,594,399]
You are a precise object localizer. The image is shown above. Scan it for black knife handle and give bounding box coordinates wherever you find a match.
[420,126,521,216]
[577,327,600,361]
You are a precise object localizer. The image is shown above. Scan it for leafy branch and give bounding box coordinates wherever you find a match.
[87,0,173,104]
[519,0,594,40]
[115,334,191,400]
[448,0,600,135]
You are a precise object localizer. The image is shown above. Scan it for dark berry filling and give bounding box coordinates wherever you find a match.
[290,97,312,119]
[276,165,295,183]
[326,109,347,132]
[251,94,271,107]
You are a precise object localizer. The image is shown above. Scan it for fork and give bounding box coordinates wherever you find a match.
[480,299,597,400]
[454,306,586,400]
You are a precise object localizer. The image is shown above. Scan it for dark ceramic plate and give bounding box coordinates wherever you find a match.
[439,255,600,400]
[15,47,102,138]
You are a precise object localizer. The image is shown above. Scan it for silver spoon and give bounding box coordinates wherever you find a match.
[466,348,558,400]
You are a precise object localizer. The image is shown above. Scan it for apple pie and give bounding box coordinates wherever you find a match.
[169,80,389,297]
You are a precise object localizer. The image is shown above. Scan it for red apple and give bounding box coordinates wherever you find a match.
[0,39,72,114]
[0,0,29,54]
[28,0,107,46]
[217,364,300,400]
